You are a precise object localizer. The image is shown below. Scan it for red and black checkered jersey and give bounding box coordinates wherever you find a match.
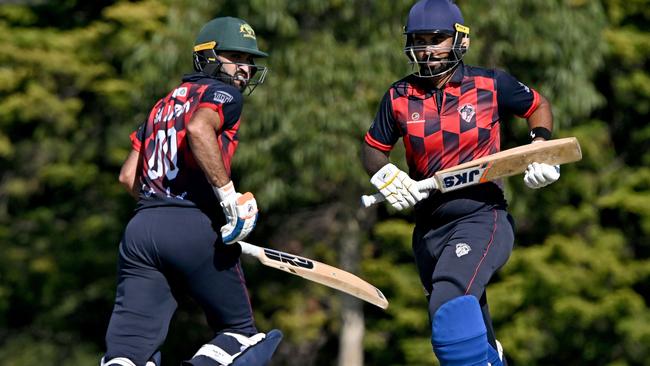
[365,64,540,181]
[130,73,243,212]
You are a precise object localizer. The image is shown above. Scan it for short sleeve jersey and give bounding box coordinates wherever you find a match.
[365,64,540,181]
[130,73,243,212]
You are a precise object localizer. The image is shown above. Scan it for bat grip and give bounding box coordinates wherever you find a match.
[238,241,261,257]
[360,177,438,208]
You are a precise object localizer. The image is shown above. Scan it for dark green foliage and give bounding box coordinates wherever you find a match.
[1,0,648,365]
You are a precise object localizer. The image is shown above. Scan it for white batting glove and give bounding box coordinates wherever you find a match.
[214,181,259,244]
[524,162,560,189]
[370,163,428,210]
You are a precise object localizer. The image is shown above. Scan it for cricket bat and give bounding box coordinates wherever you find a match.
[238,241,389,309]
[361,137,582,208]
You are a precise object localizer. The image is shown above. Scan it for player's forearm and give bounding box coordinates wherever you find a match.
[186,111,231,188]
[527,94,554,141]
[361,142,390,176]
[118,149,140,199]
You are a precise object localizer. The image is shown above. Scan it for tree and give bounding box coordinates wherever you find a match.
[1,0,648,365]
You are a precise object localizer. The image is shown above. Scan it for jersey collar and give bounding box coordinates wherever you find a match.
[447,62,465,85]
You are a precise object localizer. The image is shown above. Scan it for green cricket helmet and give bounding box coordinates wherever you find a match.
[193,17,268,94]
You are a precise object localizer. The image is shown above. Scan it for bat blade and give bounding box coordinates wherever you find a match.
[435,137,582,192]
[238,241,388,309]
[361,137,582,206]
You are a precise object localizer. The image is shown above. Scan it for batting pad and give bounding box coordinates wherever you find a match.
[431,295,488,366]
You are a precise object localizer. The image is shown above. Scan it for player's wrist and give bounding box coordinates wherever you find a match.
[529,127,552,142]
[213,180,236,202]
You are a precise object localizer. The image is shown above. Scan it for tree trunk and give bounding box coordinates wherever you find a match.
[337,207,367,366]
[338,295,365,366]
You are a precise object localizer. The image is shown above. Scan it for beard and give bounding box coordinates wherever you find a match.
[419,60,448,76]
[415,52,461,78]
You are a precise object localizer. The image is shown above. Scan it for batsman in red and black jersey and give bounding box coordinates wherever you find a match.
[102,17,282,366]
[129,73,243,214]
[362,1,560,365]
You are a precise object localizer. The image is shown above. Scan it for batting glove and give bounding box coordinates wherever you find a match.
[370,163,429,210]
[214,181,259,244]
[524,162,560,189]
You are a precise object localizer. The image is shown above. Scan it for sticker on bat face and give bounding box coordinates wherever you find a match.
[439,163,490,191]
[263,249,315,269]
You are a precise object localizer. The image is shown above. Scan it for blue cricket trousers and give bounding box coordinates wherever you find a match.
[413,202,514,349]
[104,206,257,365]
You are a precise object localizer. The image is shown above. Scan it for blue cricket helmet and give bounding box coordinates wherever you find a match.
[404,0,464,35]
[403,0,470,78]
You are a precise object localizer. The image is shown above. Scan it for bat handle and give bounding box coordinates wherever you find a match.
[360,177,438,208]
[238,241,261,257]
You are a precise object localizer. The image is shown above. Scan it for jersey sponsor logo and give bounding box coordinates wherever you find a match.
[439,164,489,191]
[455,243,471,257]
[458,103,475,123]
[407,112,424,124]
[213,91,234,104]
[171,86,188,98]
[263,249,315,271]
[141,183,187,200]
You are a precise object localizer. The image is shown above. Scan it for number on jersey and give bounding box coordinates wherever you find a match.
[147,127,179,180]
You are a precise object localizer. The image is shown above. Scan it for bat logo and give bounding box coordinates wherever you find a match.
[439,164,490,191]
[264,249,315,270]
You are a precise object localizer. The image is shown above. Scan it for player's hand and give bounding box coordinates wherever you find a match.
[214,181,259,244]
[524,162,560,189]
[370,163,429,210]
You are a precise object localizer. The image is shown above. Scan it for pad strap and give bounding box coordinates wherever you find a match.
[101,357,136,366]
[192,332,267,365]
[193,344,237,365]
[101,357,158,366]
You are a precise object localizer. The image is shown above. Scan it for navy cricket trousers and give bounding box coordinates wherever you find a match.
[413,204,514,347]
[104,207,257,365]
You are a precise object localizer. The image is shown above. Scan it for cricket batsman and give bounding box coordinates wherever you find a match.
[101,17,282,366]
[362,0,561,364]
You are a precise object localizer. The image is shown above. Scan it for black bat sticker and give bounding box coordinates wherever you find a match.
[264,249,315,269]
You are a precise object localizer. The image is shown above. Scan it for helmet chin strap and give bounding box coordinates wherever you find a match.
[202,63,247,92]
[215,71,246,92]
